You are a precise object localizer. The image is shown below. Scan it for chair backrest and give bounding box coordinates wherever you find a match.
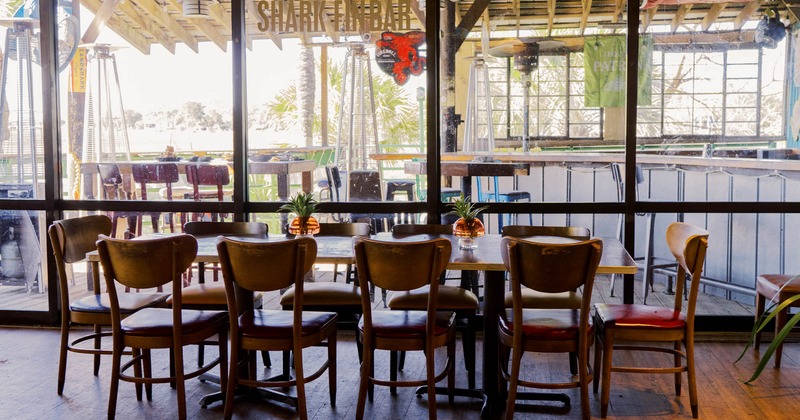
[49,215,113,313]
[501,237,602,295]
[98,234,197,291]
[665,222,709,321]
[349,170,382,201]
[354,238,450,293]
[317,222,371,237]
[186,164,230,201]
[391,223,453,236]
[183,221,268,237]
[97,163,130,200]
[217,237,316,311]
[131,163,180,200]
[501,225,591,240]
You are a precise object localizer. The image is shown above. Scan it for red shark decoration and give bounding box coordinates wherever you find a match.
[375,31,426,86]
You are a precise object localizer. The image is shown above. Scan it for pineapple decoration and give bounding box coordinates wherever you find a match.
[279,192,321,236]
[449,195,488,250]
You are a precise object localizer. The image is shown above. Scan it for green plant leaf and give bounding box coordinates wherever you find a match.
[744,307,800,383]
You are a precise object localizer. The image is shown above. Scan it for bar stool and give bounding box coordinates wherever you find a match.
[608,163,675,303]
[385,181,415,201]
[476,176,533,231]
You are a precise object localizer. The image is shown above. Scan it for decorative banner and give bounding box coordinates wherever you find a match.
[584,35,653,108]
[375,31,426,85]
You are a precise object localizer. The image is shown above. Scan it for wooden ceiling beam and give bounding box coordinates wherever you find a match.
[454,0,492,51]
[246,0,283,49]
[116,0,176,53]
[409,0,425,27]
[701,3,728,31]
[81,0,151,54]
[162,0,226,51]
[135,0,199,53]
[642,6,658,31]
[734,1,762,30]
[580,0,593,34]
[208,2,232,33]
[613,0,625,22]
[671,4,693,32]
[547,0,556,36]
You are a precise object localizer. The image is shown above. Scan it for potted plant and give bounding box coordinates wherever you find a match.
[279,192,320,236]
[449,194,488,250]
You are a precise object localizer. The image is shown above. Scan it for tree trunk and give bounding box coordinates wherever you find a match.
[297,46,315,146]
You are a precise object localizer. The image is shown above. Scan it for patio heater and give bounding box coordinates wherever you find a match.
[462,55,495,155]
[490,39,564,152]
[0,19,39,197]
[334,43,379,174]
[82,44,132,164]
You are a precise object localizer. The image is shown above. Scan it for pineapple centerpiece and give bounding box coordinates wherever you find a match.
[449,195,488,250]
[279,192,321,236]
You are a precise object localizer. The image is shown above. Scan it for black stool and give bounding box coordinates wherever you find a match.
[386,181,415,201]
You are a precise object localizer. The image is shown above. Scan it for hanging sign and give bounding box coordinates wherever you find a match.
[374,31,426,85]
[584,35,653,108]
[255,0,415,34]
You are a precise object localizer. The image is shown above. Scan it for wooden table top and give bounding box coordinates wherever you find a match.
[404,161,531,177]
[87,233,636,275]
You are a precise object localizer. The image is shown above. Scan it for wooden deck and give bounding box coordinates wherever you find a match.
[0,264,756,317]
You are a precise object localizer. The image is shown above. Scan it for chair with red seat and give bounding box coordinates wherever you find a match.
[593,222,709,418]
[500,236,603,419]
[131,163,180,234]
[753,273,800,367]
[354,237,456,420]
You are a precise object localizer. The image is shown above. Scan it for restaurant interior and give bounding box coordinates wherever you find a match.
[2,0,800,418]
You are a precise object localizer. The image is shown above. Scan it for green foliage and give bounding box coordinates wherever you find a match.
[278,192,318,217]
[735,275,800,383]
[448,195,488,220]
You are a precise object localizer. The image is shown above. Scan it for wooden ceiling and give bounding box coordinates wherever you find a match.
[78,0,794,54]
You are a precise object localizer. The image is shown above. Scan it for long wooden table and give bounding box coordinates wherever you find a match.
[85,232,636,416]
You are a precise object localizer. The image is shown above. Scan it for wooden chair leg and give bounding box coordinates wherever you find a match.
[686,337,699,418]
[132,348,143,401]
[425,346,438,420]
[143,349,153,401]
[293,344,308,420]
[355,347,371,420]
[108,343,122,419]
[505,345,521,420]
[754,293,765,350]
[223,337,239,420]
[775,306,787,368]
[600,329,614,418]
[674,340,682,396]
[328,334,337,407]
[579,342,590,420]
[57,320,69,395]
[389,351,398,395]
[173,344,187,420]
[593,332,603,394]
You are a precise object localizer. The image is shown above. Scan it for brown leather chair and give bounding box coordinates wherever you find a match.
[593,222,709,418]
[501,225,591,309]
[500,236,602,419]
[97,234,228,420]
[754,274,800,367]
[354,237,456,420]
[49,215,170,395]
[178,221,270,367]
[217,236,337,420]
[389,223,480,389]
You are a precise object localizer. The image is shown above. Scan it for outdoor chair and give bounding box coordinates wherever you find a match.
[500,236,602,419]
[184,164,231,223]
[218,236,337,420]
[354,237,456,420]
[131,163,180,234]
[97,234,228,420]
[593,222,709,418]
[49,215,169,395]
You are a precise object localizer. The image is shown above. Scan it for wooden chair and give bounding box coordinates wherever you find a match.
[754,273,800,367]
[389,223,480,389]
[49,215,170,395]
[217,236,337,420]
[500,236,602,419]
[97,234,228,420]
[593,222,709,418]
[178,221,270,368]
[131,163,180,234]
[501,225,591,309]
[354,237,456,420]
[184,164,231,223]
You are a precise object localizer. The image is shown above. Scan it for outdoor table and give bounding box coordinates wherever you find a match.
[403,160,530,197]
[85,232,636,416]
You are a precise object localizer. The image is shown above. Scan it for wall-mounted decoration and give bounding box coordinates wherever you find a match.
[375,31,426,85]
[584,35,653,108]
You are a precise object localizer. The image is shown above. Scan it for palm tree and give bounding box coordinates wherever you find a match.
[297,45,315,146]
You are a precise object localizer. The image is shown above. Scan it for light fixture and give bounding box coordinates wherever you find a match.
[182,0,209,18]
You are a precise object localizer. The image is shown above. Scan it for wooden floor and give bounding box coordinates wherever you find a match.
[1,324,799,419]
